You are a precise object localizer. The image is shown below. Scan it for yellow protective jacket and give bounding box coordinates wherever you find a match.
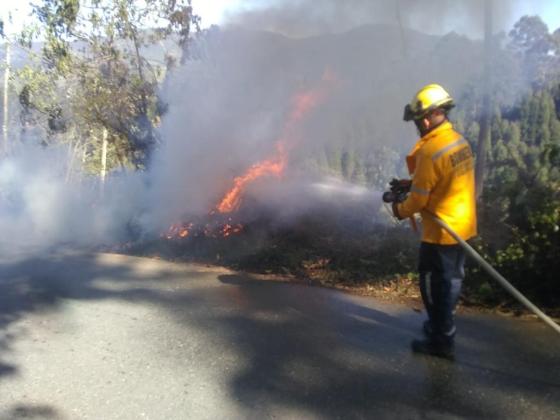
[396,121,477,244]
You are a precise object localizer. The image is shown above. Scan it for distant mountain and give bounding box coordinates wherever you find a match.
[180,23,484,151]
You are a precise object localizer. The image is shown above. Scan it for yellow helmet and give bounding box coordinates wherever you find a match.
[403,84,455,121]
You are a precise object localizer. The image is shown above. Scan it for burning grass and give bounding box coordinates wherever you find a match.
[121,210,560,317]
[123,204,422,303]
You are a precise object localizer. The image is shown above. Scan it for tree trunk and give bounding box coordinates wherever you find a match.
[100,128,108,194]
[395,0,408,59]
[475,0,493,199]
[2,43,10,153]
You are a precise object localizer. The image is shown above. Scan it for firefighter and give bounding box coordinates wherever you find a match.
[393,84,477,359]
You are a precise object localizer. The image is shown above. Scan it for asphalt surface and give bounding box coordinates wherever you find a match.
[0,252,558,420]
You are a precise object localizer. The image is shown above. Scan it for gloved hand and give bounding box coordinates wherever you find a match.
[389,178,412,193]
[382,178,412,204]
[392,202,404,220]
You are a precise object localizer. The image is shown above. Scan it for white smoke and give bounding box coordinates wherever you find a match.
[221,0,560,39]
[142,21,485,232]
[0,143,145,258]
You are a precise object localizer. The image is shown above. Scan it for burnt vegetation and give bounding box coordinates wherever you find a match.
[127,203,419,294]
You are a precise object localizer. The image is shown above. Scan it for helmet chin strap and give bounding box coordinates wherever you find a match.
[415,114,447,137]
[414,119,428,136]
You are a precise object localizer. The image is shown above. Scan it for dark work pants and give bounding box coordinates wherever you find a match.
[418,242,465,344]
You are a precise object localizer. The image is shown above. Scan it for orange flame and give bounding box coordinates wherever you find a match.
[217,144,287,213]
[163,70,336,241]
[222,223,244,237]
[216,70,336,214]
[165,222,193,239]
[164,219,244,240]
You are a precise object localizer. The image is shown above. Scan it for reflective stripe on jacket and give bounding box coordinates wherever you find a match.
[397,121,477,244]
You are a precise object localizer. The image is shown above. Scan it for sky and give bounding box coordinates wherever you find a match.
[1,0,559,38]
[195,0,560,33]
[194,0,560,37]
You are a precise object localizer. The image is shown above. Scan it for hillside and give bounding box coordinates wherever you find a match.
[180,23,485,154]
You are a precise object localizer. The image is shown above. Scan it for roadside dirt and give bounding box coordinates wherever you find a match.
[143,253,560,322]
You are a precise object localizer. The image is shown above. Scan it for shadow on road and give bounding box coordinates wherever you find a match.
[0,404,60,420]
[0,253,197,382]
[214,274,510,418]
[0,253,558,418]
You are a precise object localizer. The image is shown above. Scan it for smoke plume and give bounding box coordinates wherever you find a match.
[0,144,145,259]
[223,0,559,39]
[143,18,490,231]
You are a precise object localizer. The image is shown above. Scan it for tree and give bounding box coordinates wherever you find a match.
[340,148,356,181]
[17,0,198,172]
[553,28,560,54]
[475,0,494,199]
[509,15,557,85]
[509,16,552,53]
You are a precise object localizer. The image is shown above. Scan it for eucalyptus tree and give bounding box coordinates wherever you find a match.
[17,0,199,173]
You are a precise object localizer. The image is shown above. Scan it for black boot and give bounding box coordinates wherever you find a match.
[411,338,455,360]
[422,320,434,338]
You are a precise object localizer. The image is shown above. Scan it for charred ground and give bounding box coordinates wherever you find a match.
[118,200,560,320]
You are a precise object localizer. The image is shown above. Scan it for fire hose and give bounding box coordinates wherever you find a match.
[426,211,560,336]
[383,180,560,336]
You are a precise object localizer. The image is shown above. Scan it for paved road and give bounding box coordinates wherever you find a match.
[0,252,558,420]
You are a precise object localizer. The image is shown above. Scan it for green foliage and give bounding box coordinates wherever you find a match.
[509,15,552,54]
[509,15,560,86]
[16,0,198,173]
[468,84,560,308]
[426,16,560,309]
[471,193,560,307]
